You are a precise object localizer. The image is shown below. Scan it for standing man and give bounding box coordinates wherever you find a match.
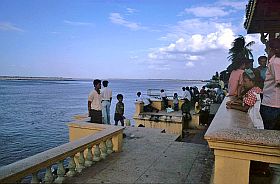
[88,79,102,123]
[101,80,112,124]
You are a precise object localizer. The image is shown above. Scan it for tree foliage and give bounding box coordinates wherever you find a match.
[227,35,255,62]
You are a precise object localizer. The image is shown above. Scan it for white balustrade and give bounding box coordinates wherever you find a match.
[0,124,124,184]
[76,151,85,173]
[106,138,113,154]
[100,141,108,159]
[44,166,54,184]
[93,145,101,162]
[31,171,39,184]
[54,161,65,184]
[66,156,76,177]
[85,147,93,167]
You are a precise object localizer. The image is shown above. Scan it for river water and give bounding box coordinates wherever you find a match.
[0,79,205,167]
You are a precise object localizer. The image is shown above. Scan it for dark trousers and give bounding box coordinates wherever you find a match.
[114,113,124,126]
[162,97,168,109]
[90,109,102,124]
[260,105,280,130]
[174,103,179,111]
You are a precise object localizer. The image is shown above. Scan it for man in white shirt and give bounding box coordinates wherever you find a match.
[160,89,168,109]
[88,79,102,123]
[136,92,158,112]
[100,80,112,124]
[183,87,192,102]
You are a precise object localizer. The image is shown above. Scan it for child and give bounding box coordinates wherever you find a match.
[114,94,125,126]
[166,105,174,113]
[256,56,268,88]
[173,93,179,111]
[226,68,263,129]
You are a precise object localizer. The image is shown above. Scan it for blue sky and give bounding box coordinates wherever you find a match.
[0,0,266,80]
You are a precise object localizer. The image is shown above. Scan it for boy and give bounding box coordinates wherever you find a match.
[88,79,102,123]
[114,94,125,126]
[256,56,268,89]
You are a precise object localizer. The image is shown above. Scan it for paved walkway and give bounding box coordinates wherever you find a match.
[66,127,214,184]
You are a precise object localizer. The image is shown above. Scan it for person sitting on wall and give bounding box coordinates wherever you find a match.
[181,99,191,121]
[166,105,174,113]
[136,92,158,113]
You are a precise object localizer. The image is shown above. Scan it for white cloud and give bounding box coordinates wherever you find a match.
[109,13,146,30]
[0,22,24,32]
[185,62,194,67]
[126,8,137,14]
[64,20,93,26]
[146,18,236,71]
[217,0,247,10]
[185,6,229,17]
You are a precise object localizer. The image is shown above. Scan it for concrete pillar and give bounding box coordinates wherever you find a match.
[112,132,123,152]
[214,155,250,184]
[270,164,280,184]
[134,102,143,117]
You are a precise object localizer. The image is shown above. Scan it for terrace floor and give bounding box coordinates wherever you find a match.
[65,126,214,184]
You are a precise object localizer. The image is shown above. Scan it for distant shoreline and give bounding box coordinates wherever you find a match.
[0,76,205,82]
[0,76,79,81]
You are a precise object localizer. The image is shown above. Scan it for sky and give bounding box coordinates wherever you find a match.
[0,0,266,80]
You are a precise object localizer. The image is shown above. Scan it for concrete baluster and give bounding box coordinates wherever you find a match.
[44,166,54,184]
[270,164,280,184]
[85,147,93,167]
[31,171,39,184]
[66,156,76,177]
[100,141,108,159]
[93,145,101,162]
[15,179,22,184]
[106,138,113,154]
[54,161,65,184]
[76,151,85,173]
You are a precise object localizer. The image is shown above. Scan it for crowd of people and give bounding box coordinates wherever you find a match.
[226,38,280,131]
[87,38,279,131]
[135,84,225,124]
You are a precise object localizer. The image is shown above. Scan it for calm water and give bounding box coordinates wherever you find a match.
[0,79,205,167]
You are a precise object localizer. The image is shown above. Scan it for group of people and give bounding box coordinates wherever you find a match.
[87,79,125,126]
[226,38,280,130]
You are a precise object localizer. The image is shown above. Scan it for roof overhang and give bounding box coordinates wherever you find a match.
[244,0,280,34]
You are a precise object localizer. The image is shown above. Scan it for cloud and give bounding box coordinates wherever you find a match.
[0,22,24,32]
[217,0,247,10]
[109,12,146,30]
[64,20,93,26]
[145,18,236,72]
[185,6,229,17]
[185,62,194,67]
[149,22,234,58]
[126,8,137,14]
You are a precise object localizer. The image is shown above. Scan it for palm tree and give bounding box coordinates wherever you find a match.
[227,35,255,63]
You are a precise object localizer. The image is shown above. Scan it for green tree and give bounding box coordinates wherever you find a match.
[228,35,255,62]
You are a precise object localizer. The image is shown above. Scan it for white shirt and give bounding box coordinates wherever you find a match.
[136,96,143,102]
[136,95,150,106]
[88,89,102,110]
[101,87,112,101]
[262,56,280,108]
[160,91,167,98]
[183,90,191,101]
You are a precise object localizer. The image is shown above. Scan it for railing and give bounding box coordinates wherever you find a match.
[0,122,124,183]
[204,97,280,184]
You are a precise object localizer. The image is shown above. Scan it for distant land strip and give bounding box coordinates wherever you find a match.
[0,76,205,82]
[0,76,77,81]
